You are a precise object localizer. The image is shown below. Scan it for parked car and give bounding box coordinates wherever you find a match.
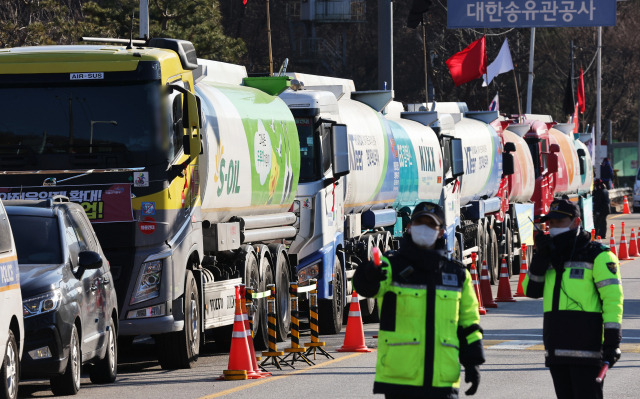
[0,200,23,399]
[5,197,118,396]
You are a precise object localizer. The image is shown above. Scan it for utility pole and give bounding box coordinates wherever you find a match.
[526,28,535,114]
[378,0,393,91]
[595,27,602,178]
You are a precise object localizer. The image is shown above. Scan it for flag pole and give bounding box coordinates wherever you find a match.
[422,16,429,105]
[512,69,522,121]
[266,0,274,76]
[484,31,489,109]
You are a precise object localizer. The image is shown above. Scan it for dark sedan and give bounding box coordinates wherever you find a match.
[5,197,118,396]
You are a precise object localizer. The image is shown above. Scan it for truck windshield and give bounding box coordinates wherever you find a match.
[296,117,321,183]
[0,82,164,170]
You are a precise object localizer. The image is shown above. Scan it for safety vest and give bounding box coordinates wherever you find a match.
[373,253,482,393]
[523,243,623,365]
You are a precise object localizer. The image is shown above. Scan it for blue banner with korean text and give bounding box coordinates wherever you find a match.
[447,0,617,28]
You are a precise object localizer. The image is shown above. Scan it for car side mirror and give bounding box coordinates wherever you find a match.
[78,251,103,270]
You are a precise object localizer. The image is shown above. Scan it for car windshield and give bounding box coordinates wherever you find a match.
[8,215,62,264]
[0,82,164,170]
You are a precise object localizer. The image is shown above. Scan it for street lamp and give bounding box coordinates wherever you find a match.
[90,120,118,153]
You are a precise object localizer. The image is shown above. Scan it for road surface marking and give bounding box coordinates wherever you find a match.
[198,351,370,398]
[484,340,640,353]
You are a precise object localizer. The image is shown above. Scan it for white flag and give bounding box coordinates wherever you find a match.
[489,93,499,111]
[482,39,514,86]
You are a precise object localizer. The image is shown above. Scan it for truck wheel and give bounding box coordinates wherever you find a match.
[51,324,81,395]
[157,270,200,369]
[256,247,274,349]
[1,330,19,399]
[488,228,499,285]
[268,244,291,342]
[238,245,261,348]
[89,318,117,384]
[319,256,344,335]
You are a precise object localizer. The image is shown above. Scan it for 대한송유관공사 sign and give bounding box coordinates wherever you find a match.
[447,0,616,28]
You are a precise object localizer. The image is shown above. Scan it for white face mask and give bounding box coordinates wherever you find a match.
[549,227,571,237]
[411,224,440,249]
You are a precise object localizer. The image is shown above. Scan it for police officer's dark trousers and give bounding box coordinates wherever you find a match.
[549,364,603,399]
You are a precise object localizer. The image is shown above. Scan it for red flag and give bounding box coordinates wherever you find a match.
[445,36,487,86]
[243,0,247,4]
[577,66,585,113]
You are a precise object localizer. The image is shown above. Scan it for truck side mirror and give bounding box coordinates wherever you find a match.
[577,148,586,175]
[450,138,464,178]
[548,152,558,174]
[549,143,560,153]
[331,124,350,178]
[182,91,202,157]
[503,152,515,176]
[504,142,516,153]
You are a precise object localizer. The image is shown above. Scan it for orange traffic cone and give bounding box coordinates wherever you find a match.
[220,286,255,380]
[495,259,516,302]
[610,236,617,256]
[597,235,602,244]
[239,285,270,378]
[515,244,528,297]
[470,253,486,315]
[337,290,372,352]
[623,196,631,214]
[618,232,632,260]
[479,260,498,308]
[629,229,639,257]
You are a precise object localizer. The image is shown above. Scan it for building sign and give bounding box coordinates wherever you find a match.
[447,0,616,28]
[0,183,133,223]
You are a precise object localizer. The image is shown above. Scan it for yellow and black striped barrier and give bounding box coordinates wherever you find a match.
[304,279,334,360]
[260,284,293,370]
[283,282,314,366]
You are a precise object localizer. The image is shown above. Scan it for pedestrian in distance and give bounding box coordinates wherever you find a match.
[354,202,485,399]
[600,158,614,190]
[523,199,623,399]
[593,178,611,239]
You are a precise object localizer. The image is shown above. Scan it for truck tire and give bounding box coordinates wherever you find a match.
[319,256,344,335]
[157,270,200,369]
[256,246,274,349]
[239,245,261,347]
[51,324,81,395]
[1,330,19,399]
[89,317,117,384]
[268,244,291,342]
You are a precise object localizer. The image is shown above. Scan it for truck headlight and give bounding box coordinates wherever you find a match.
[298,261,320,284]
[23,290,62,318]
[130,260,163,305]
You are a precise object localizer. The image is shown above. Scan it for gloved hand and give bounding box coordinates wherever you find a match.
[603,346,621,367]
[464,364,480,395]
[534,233,554,259]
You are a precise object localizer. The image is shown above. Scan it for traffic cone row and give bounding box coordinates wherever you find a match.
[338,290,371,353]
[470,253,486,315]
[495,258,516,302]
[479,260,498,308]
[515,244,528,297]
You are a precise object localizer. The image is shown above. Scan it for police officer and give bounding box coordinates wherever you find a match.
[354,202,484,399]
[523,199,623,399]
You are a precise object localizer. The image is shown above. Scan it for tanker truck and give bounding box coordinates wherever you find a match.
[0,39,317,368]
[279,75,464,329]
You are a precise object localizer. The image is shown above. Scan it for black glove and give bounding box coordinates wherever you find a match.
[464,364,480,395]
[603,346,621,367]
[534,233,554,259]
[603,328,622,367]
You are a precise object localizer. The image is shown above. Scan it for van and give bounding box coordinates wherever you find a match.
[0,200,23,399]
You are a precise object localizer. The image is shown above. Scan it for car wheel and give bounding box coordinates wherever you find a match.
[319,256,344,335]
[1,330,19,399]
[51,324,81,396]
[157,270,200,369]
[89,318,117,384]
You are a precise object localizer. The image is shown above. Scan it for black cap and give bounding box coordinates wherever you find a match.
[541,199,580,221]
[411,202,445,225]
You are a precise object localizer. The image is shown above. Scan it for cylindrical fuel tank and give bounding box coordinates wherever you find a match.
[195,81,300,223]
[455,117,503,205]
[385,117,443,209]
[549,126,581,196]
[573,137,593,195]
[502,129,535,202]
[340,99,399,214]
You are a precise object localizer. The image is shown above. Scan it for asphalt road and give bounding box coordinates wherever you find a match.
[17,213,640,398]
